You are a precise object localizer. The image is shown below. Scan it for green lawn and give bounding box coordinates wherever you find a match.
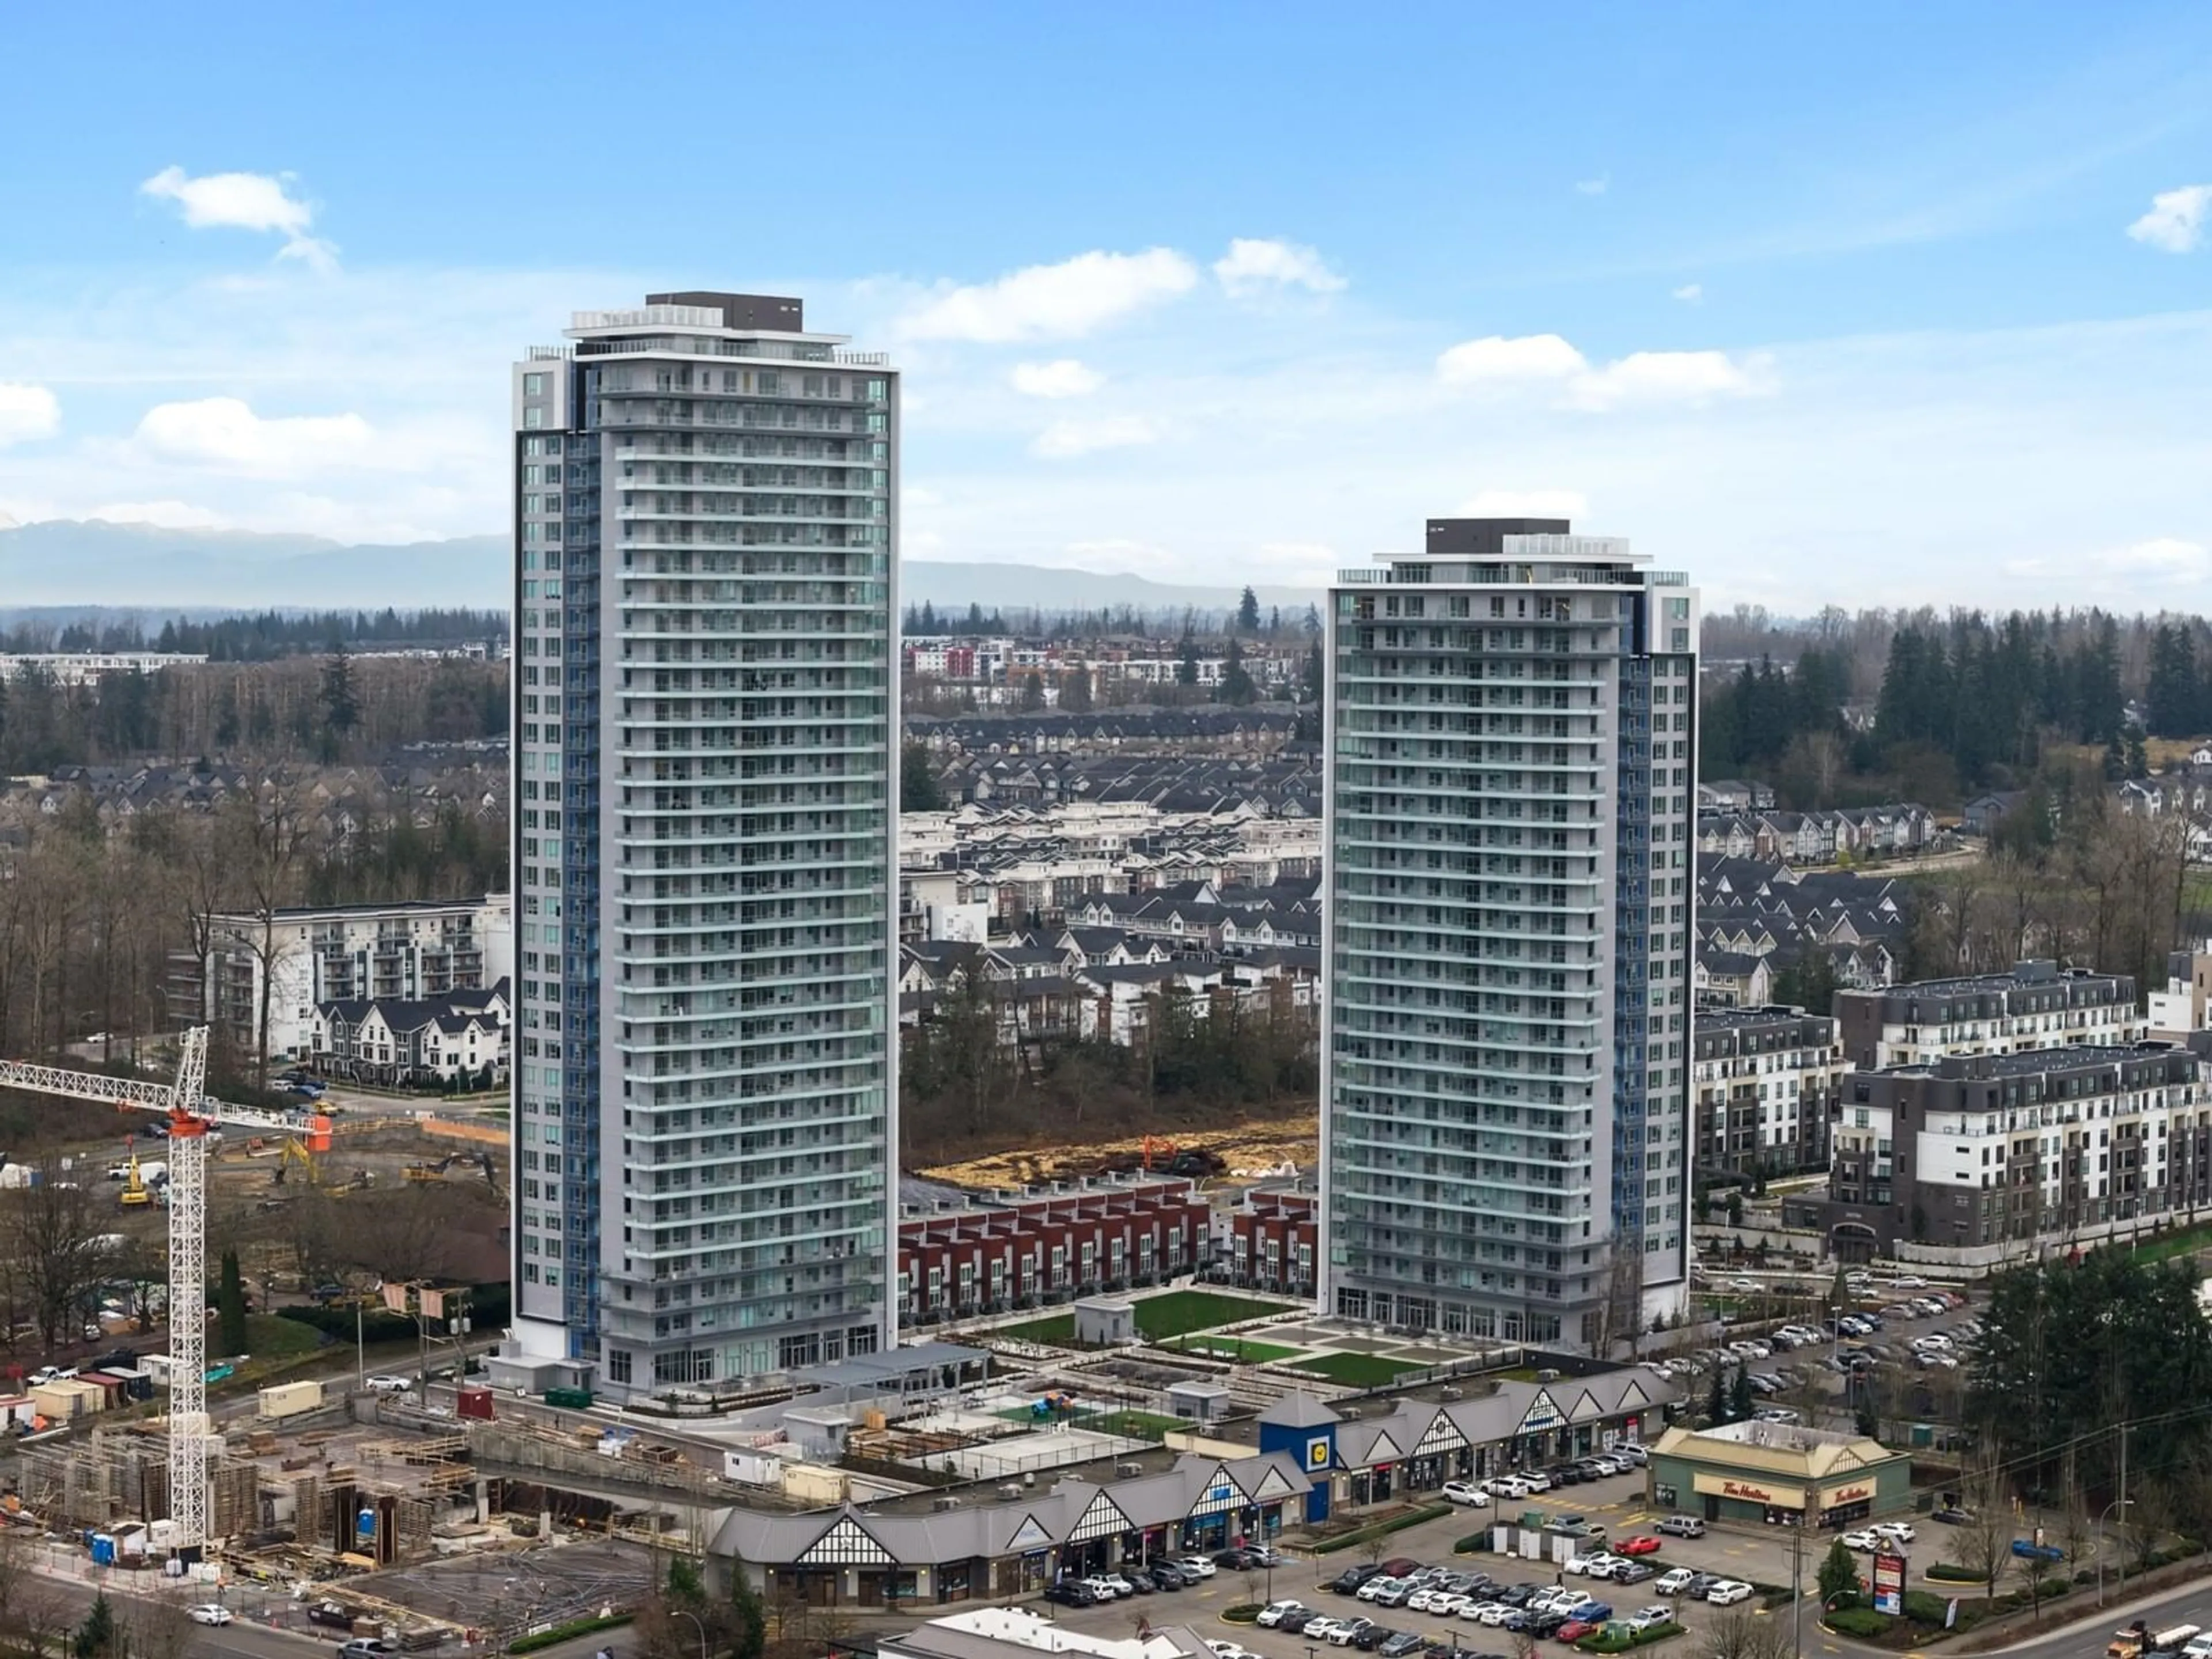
[994,1290,1299,1349]
[2130,1220,2212,1263]
[1290,1350,1427,1387]
[1163,1335,1302,1364]
[995,1312,1077,1344]
[1129,1290,1300,1339]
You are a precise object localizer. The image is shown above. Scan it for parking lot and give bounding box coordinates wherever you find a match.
[1038,1463,1827,1658]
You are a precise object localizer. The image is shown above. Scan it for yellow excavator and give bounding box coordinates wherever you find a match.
[119,1149,151,1207]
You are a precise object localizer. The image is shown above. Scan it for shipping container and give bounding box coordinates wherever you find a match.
[456,1386,495,1421]
[32,1380,104,1420]
[257,1379,326,1419]
[545,1387,594,1410]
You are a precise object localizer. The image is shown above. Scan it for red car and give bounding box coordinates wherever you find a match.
[1616,1536,1663,1556]
[1556,1621,1600,1642]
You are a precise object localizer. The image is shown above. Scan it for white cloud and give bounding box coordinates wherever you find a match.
[2127,184,2211,253]
[1435,332,1772,410]
[1435,333,1589,385]
[132,396,374,474]
[901,248,1196,342]
[1575,175,1609,196]
[1672,283,1705,303]
[1213,237,1346,297]
[0,383,60,446]
[140,165,337,271]
[2095,536,2206,581]
[1456,488,1589,521]
[1009,359,1104,399]
[1031,415,1159,459]
[1564,349,1775,411]
[85,499,231,529]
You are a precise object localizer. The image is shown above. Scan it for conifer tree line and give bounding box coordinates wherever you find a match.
[0,605,507,661]
[902,595,1323,641]
[0,653,507,771]
[1700,607,2212,803]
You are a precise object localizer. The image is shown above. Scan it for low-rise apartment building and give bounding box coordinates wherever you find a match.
[1691,1004,1842,1176]
[1835,960,2140,1070]
[177,895,513,1063]
[1815,1043,2212,1254]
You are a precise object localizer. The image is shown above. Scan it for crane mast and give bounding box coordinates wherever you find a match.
[0,1027,324,1559]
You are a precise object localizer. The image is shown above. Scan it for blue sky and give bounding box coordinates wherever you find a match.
[1,1,2208,607]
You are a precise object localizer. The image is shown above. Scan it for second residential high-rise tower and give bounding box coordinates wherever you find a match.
[507,293,897,1396]
[1322,517,1698,1347]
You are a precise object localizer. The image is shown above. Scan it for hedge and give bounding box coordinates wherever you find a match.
[1221,1606,1262,1624]
[1925,1563,1986,1583]
[1825,1609,1893,1639]
[510,1615,632,1653]
[1453,1533,1491,1554]
[1312,1503,1453,1556]
[280,1304,416,1342]
[1578,1620,1684,1652]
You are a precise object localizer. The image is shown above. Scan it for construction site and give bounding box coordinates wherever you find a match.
[3,1384,765,1645]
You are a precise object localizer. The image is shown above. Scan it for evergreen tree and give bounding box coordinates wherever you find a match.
[320,645,361,737]
[1176,637,1200,687]
[218,1247,249,1354]
[1217,639,1258,706]
[900,742,948,812]
[1730,1367,1754,1423]
[1235,586,1262,633]
[1706,1369,1727,1426]
[1302,603,1323,635]
[74,1593,116,1659]
[729,1562,768,1659]
[1268,605,1282,635]
[1018,671,1046,712]
[1060,666,1093,712]
[1817,1539,1861,1607]
[2146,624,2199,738]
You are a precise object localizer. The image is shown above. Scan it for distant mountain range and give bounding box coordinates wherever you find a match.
[0,520,1322,617]
[0,521,510,610]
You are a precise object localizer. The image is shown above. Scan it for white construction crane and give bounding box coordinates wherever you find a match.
[0,1027,329,1558]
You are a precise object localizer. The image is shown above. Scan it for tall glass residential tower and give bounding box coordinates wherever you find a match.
[1321,518,1697,1349]
[507,293,897,1397]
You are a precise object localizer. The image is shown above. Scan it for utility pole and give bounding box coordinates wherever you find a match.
[1793,1482,1815,1659]
[2118,1423,2130,1597]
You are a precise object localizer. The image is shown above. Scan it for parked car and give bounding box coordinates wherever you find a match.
[1352,1629,1395,1653]
[1931,1506,1971,1526]
[1044,1582,1097,1608]
[340,1642,398,1659]
[1654,1515,1706,1538]
[1149,1563,1186,1590]
[1556,1622,1600,1643]
[1304,1618,1353,1643]
[363,1373,412,1393]
[1626,1608,1674,1632]
[1203,1645,1256,1659]
[1378,1559,1422,1580]
[188,1607,234,1627]
[1328,1620,1376,1647]
[1258,1602,1311,1629]
[1611,1563,1656,1586]
[1443,1480,1491,1506]
[1654,1569,1696,1597]
[1177,1555,1217,1579]
[1872,1522,1916,1544]
[2012,1539,2065,1562]
[1334,1566,1385,1594]
[1357,1578,1403,1604]
[1705,1582,1753,1606]
[1616,1536,1663,1556]
[1378,1636,1426,1658]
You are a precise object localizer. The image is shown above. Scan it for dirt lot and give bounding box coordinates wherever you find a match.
[918,1112,1317,1188]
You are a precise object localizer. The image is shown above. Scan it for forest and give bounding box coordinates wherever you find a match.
[899,958,1318,1164]
[0,783,506,1082]
[0,605,507,661]
[0,650,507,771]
[1698,607,2212,806]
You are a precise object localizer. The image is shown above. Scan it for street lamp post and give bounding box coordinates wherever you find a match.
[2097,1498,2133,1608]
[670,1608,710,1659]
